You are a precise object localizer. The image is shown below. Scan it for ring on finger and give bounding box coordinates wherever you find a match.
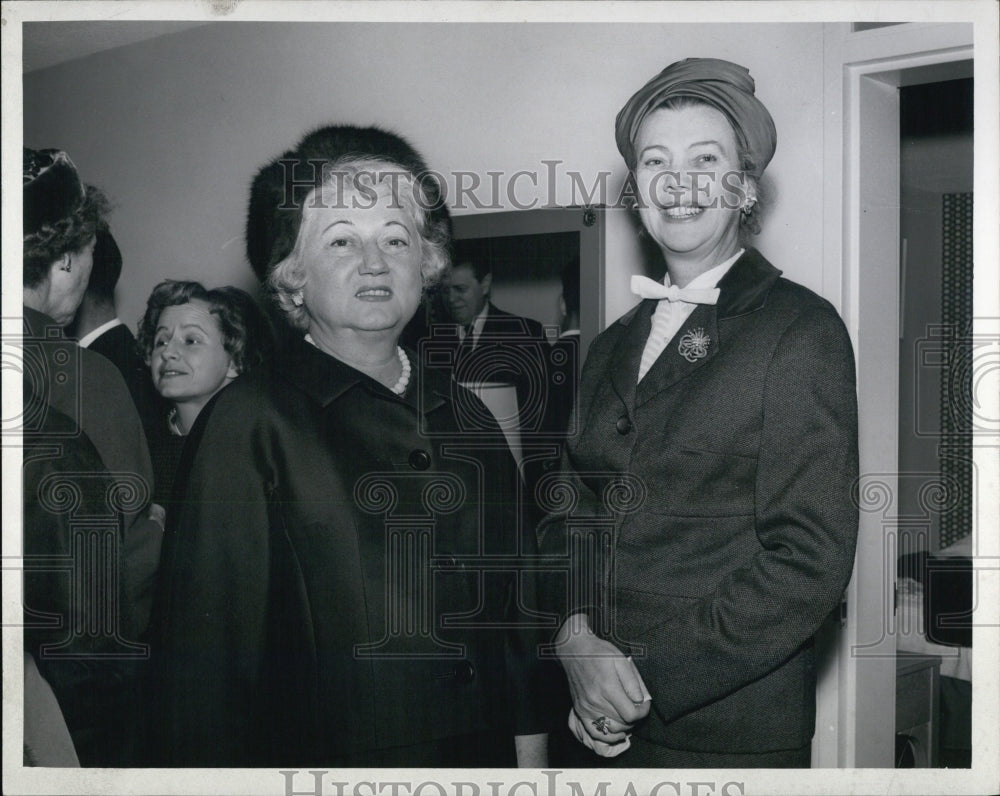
[591,715,611,735]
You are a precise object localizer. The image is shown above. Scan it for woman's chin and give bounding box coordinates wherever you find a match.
[352,315,409,336]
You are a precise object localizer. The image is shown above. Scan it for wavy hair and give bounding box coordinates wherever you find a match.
[137,280,274,376]
[23,186,111,288]
[266,157,450,332]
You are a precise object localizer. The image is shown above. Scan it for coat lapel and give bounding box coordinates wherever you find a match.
[635,303,719,408]
[632,248,782,408]
[609,299,654,412]
[278,335,447,414]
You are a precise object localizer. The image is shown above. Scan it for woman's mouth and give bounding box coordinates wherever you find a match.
[356,287,392,301]
[663,205,705,220]
[159,368,186,378]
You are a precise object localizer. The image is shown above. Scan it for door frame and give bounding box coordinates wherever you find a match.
[817,22,976,768]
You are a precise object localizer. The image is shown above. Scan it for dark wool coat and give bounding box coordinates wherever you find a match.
[22,308,161,638]
[86,322,169,449]
[148,338,553,767]
[538,248,859,758]
[22,308,161,765]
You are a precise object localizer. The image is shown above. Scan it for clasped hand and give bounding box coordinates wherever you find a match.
[554,614,651,744]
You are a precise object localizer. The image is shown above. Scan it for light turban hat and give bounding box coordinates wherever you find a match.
[615,58,777,178]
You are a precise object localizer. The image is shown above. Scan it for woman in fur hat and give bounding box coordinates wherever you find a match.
[147,126,553,767]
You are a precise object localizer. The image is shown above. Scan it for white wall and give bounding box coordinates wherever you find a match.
[24,21,828,333]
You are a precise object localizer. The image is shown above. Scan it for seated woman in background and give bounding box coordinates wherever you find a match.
[137,280,273,508]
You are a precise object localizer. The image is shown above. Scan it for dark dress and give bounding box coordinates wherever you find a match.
[539,249,859,767]
[147,336,554,766]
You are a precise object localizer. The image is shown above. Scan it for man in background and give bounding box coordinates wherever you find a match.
[443,258,550,436]
[67,225,167,446]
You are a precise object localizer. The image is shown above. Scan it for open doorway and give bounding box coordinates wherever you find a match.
[818,23,976,767]
[895,76,973,768]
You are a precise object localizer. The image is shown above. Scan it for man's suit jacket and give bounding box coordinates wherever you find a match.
[87,322,167,446]
[539,248,859,755]
[454,303,550,434]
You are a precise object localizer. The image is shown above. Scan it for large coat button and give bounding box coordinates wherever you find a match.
[615,415,632,435]
[454,660,476,683]
[408,449,432,470]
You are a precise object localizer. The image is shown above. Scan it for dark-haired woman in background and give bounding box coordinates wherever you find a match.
[137,280,273,509]
[539,58,859,767]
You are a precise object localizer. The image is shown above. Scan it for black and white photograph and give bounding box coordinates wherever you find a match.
[3,2,998,795]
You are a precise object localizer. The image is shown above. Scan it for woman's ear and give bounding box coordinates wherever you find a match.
[226,360,240,380]
[53,252,72,273]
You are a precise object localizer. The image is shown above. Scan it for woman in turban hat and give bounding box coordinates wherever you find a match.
[539,58,860,767]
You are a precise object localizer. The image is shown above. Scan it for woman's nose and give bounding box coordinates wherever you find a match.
[359,244,390,275]
[161,340,180,358]
[657,169,684,191]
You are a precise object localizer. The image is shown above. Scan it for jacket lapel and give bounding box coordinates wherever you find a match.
[635,303,719,408]
[609,300,654,412]
[632,248,782,408]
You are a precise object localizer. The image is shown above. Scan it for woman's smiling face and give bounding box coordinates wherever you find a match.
[633,103,747,267]
[149,299,238,409]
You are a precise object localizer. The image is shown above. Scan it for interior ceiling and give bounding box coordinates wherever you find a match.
[22,21,209,73]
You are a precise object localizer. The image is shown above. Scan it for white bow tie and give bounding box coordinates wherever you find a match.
[631,275,720,305]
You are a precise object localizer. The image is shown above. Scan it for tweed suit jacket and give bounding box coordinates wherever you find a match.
[539,248,859,754]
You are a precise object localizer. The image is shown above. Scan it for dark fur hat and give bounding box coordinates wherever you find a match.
[246,125,450,280]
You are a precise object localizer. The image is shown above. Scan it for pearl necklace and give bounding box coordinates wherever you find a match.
[390,346,411,396]
[304,334,410,396]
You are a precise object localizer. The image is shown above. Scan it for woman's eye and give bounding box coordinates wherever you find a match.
[643,157,664,168]
[385,237,409,248]
[696,153,718,165]
[185,337,201,345]
[328,237,352,248]
[153,339,166,349]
